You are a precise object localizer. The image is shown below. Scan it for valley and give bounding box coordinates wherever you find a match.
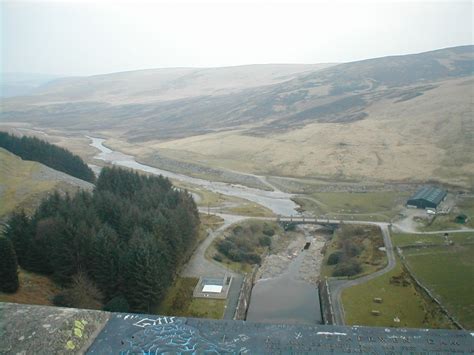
[1,45,473,335]
[2,46,473,189]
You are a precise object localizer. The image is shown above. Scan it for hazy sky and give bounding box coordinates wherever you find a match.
[1,0,473,76]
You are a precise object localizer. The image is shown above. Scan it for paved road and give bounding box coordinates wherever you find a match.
[392,224,474,234]
[183,212,472,325]
[181,213,247,278]
[180,212,249,320]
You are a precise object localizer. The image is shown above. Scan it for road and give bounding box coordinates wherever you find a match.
[248,215,473,325]
[181,213,246,278]
[181,212,248,320]
[181,210,473,325]
[328,223,395,325]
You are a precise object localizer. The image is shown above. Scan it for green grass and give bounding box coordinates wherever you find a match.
[403,244,474,329]
[392,232,474,247]
[155,277,226,319]
[342,258,454,329]
[457,197,474,228]
[221,203,274,217]
[296,191,410,222]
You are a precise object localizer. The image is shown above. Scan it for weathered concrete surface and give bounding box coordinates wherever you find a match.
[1,302,473,354]
[0,302,109,354]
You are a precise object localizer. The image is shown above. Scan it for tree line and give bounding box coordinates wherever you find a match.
[3,167,200,312]
[0,131,95,183]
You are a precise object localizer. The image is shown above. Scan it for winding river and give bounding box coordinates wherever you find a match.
[88,136,299,216]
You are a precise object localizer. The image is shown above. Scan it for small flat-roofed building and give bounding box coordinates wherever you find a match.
[193,275,232,299]
[202,284,223,293]
[406,186,447,210]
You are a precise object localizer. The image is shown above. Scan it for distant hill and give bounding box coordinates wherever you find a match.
[0,148,93,218]
[0,73,60,98]
[6,64,334,104]
[1,46,473,187]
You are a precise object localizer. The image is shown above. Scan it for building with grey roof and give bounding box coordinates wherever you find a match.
[406,185,447,209]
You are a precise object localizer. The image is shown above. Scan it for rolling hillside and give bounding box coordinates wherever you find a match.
[1,46,473,188]
[0,148,93,218]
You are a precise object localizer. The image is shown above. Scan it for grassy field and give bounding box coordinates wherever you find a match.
[402,244,474,329]
[155,277,225,319]
[320,225,387,279]
[0,148,57,217]
[295,191,410,222]
[0,268,61,306]
[392,231,474,247]
[198,213,224,241]
[342,258,454,329]
[0,148,92,219]
[220,202,274,218]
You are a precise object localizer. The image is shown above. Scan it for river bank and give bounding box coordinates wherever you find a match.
[88,136,299,216]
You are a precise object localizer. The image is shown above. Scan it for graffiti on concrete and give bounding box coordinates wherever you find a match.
[119,317,246,353]
[86,313,474,354]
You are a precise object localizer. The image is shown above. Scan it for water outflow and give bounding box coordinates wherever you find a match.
[87,136,299,216]
[246,251,322,325]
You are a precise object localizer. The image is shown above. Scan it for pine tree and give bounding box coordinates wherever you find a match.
[5,210,31,267]
[0,237,20,293]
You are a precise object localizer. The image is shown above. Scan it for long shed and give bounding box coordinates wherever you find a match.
[406,186,447,209]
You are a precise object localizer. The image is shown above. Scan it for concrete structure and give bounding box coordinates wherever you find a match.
[193,275,232,299]
[406,186,447,209]
[1,303,473,354]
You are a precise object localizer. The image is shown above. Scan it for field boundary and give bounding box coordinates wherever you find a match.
[396,247,464,330]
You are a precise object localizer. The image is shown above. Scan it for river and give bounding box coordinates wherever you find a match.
[246,251,322,325]
[88,136,299,216]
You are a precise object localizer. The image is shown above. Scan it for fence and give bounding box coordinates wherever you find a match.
[396,247,464,330]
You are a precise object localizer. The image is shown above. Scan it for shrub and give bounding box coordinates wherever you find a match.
[343,241,362,257]
[327,251,343,265]
[228,249,244,262]
[259,235,272,247]
[54,272,103,310]
[104,296,130,312]
[217,240,233,255]
[262,227,275,237]
[53,293,72,307]
[282,222,297,231]
[245,253,261,264]
[333,260,362,277]
[213,254,223,262]
[232,226,243,235]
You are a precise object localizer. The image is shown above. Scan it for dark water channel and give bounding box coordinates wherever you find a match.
[246,251,322,325]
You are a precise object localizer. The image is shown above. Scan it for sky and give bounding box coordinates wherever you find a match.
[1,0,473,76]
